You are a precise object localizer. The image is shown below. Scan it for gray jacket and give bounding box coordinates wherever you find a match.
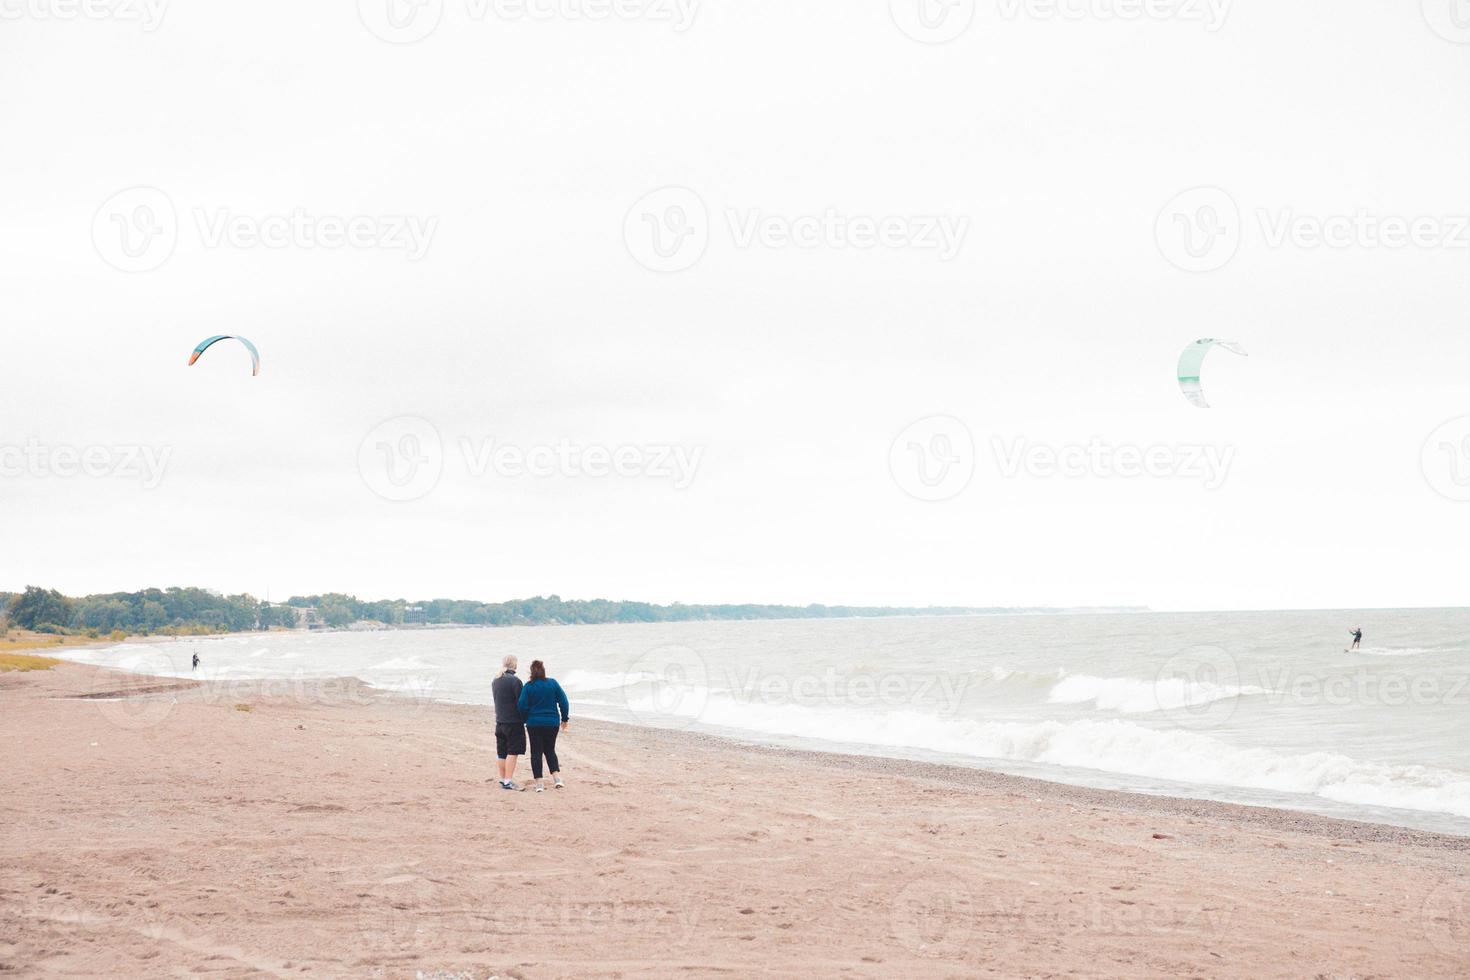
[491,670,524,724]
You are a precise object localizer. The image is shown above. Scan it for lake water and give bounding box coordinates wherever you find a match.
[60,609,1470,835]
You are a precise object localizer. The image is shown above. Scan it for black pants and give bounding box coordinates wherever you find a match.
[527,725,561,779]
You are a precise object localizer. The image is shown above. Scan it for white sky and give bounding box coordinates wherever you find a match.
[3,0,1469,611]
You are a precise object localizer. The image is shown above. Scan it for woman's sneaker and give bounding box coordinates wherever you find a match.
[533,783,545,793]
[553,776,564,789]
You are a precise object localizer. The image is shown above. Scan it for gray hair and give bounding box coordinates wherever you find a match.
[502,655,518,671]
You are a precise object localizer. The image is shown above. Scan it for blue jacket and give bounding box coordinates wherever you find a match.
[517,677,569,728]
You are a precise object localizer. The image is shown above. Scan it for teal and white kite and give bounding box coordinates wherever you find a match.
[189,335,261,377]
[1177,338,1246,409]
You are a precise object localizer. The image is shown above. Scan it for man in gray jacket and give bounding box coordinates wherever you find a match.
[491,655,526,790]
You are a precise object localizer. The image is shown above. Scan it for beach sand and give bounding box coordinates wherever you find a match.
[3,664,1467,978]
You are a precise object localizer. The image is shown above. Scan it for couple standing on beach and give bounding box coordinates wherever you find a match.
[492,655,570,793]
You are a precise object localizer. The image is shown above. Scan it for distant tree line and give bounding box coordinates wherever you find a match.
[274,593,1065,627]
[0,586,296,637]
[0,585,1132,638]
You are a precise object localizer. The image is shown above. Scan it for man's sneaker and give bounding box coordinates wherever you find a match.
[533,783,545,793]
[553,776,564,789]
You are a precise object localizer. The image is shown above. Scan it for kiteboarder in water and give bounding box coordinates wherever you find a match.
[192,651,200,671]
[1348,628,1363,651]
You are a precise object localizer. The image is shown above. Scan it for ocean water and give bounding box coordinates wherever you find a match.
[58,610,1470,835]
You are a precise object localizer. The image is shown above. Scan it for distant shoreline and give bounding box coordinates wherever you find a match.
[166,607,1156,637]
[1,584,1150,644]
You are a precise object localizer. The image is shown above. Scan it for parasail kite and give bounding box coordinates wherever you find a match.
[1176,338,1246,409]
[189,335,260,377]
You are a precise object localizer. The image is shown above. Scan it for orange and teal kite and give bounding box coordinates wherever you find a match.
[189,335,260,376]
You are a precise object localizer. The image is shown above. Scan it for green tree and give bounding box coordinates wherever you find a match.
[74,598,133,632]
[319,601,354,628]
[258,604,297,630]
[141,600,169,632]
[8,587,73,630]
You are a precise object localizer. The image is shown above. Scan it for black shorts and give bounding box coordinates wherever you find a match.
[496,723,527,759]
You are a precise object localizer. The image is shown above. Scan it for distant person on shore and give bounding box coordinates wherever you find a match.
[517,659,570,793]
[492,655,526,791]
[192,651,200,672]
[1349,627,1363,650]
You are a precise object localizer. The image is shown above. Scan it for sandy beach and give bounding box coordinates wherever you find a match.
[3,663,1467,979]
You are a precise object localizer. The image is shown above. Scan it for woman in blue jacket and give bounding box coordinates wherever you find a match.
[516,659,570,792]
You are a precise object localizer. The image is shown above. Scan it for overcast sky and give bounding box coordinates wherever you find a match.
[3,1,1469,611]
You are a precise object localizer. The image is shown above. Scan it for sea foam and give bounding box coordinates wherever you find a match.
[623,690,1470,819]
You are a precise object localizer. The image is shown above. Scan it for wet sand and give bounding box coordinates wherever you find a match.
[2,663,1468,978]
